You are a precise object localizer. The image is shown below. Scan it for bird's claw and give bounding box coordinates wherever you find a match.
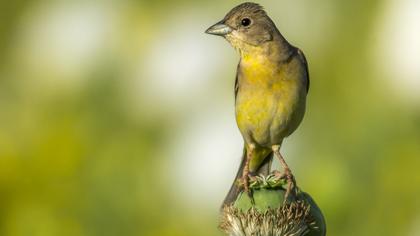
[279,168,297,203]
[240,174,255,204]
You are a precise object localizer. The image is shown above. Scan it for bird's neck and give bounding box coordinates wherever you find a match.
[240,34,293,66]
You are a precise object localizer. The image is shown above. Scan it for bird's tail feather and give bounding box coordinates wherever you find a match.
[222,147,273,207]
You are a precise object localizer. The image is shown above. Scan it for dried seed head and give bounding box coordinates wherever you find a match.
[219,174,326,236]
[220,201,317,236]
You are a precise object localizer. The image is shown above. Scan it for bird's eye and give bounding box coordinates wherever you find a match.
[241,18,251,27]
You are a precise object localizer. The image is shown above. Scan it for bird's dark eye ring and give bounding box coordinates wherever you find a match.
[241,18,251,27]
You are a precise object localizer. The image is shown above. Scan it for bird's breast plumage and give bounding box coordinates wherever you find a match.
[235,52,307,148]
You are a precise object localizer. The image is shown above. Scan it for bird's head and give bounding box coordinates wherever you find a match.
[205,2,278,50]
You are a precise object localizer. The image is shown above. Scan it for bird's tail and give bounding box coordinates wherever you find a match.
[222,147,273,207]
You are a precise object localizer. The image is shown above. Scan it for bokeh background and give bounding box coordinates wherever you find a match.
[1,0,420,235]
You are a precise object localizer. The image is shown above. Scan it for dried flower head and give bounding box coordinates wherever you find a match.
[219,173,326,236]
[220,201,317,236]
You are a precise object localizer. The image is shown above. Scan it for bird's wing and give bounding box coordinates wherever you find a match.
[297,49,310,94]
[234,63,240,101]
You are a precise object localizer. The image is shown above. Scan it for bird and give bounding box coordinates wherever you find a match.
[205,2,310,206]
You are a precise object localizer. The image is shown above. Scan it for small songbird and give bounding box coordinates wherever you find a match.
[206,2,310,206]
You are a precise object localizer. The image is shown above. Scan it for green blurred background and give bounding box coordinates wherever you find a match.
[1,0,420,235]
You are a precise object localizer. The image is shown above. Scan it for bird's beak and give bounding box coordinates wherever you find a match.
[205,21,232,36]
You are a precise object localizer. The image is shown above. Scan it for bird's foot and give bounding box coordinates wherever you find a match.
[279,168,296,203]
[239,174,255,204]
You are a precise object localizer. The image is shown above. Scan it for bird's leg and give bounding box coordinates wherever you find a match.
[242,144,254,199]
[272,145,296,201]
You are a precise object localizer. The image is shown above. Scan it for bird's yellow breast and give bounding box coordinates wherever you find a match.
[235,53,306,148]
